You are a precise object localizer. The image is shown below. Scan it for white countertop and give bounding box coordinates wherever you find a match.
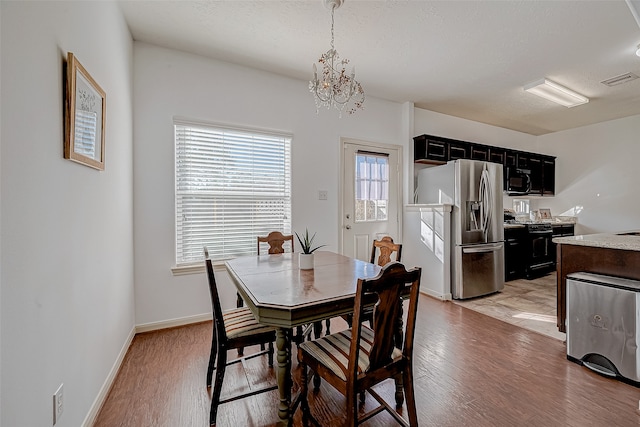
[504,221,575,229]
[504,223,526,229]
[554,232,640,252]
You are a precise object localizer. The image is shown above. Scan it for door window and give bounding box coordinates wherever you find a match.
[355,153,389,222]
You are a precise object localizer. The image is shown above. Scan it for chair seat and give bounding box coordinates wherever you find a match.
[299,325,402,382]
[223,307,275,339]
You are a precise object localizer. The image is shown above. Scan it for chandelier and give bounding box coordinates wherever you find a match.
[309,0,365,116]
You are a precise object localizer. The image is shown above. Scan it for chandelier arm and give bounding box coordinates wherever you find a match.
[309,0,364,115]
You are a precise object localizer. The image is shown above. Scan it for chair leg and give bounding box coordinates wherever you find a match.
[268,341,274,366]
[236,294,246,355]
[313,321,323,339]
[236,293,244,308]
[295,325,304,345]
[210,350,227,426]
[206,331,218,387]
[300,362,311,424]
[394,373,404,408]
[325,318,330,335]
[402,366,418,426]
[312,370,321,391]
[346,387,358,426]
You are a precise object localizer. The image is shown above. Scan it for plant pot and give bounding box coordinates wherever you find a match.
[299,253,314,270]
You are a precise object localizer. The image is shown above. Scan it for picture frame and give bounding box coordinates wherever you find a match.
[64,52,106,170]
[539,208,552,220]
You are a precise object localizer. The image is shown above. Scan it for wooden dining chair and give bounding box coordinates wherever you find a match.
[235,231,293,355]
[371,235,403,267]
[345,236,403,331]
[297,262,422,426]
[236,231,294,308]
[204,247,277,426]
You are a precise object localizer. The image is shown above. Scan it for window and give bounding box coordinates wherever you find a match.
[355,153,388,222]
[175,121,291,265]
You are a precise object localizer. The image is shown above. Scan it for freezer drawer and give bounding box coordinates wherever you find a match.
[566,272,640,385]
[453,242,504,299]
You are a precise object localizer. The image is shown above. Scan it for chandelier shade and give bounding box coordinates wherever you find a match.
[309,0,365,116]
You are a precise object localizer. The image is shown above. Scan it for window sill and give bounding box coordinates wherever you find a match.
[171,261,228,276]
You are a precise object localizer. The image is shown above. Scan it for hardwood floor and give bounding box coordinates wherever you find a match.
[94,295,640,426]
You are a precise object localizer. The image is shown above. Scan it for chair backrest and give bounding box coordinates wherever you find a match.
[257,231,294,255]
[370,236,402,267]
[204,247,228,343]
[349,262,421,377]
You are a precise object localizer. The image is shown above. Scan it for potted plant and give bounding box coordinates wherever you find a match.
[295,229,326,270]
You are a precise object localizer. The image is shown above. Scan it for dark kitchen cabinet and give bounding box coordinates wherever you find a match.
[542,157,555,196]
[528,156,543,194]
[505,150,517,168]
[448,140,469,160]
[414,135,447,163]
[470,144,489,161]
[505,226,527,281]
[413,134,556,196]
[488,147,505,165]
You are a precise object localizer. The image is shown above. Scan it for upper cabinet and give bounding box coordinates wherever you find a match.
[414,134,556,196]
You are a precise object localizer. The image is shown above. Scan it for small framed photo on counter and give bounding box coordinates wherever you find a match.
[539,208,552,220]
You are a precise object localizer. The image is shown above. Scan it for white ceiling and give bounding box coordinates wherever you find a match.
[119,0,640,135]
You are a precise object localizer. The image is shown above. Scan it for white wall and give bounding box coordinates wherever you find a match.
[132,43,405,325]
[414,108,538,151]
[0,2,134,426]
[535,114,640,234]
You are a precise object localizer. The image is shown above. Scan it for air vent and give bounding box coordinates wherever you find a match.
[601,72,639,87]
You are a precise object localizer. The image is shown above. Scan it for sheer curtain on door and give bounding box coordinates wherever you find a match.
[355,153,389,222]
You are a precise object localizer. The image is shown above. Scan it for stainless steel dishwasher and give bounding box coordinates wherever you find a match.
[566,272,640,386]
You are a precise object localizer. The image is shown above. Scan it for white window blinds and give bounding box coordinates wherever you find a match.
[175,121,292,264]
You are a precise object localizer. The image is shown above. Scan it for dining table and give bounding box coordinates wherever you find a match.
[225,250,382,426]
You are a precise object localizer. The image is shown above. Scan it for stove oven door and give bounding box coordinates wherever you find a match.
[526,229,554,278]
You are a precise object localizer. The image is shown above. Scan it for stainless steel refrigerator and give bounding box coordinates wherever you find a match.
[417,159,504,299]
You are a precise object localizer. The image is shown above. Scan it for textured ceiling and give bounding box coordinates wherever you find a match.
[119,0,640,135]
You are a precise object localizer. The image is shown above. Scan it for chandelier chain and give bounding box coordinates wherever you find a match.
[330,4,335,51]
[309,0,365,116]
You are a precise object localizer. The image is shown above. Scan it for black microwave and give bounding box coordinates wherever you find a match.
[505,167,531,195]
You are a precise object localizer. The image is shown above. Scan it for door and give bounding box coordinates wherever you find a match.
[341,141,401,261]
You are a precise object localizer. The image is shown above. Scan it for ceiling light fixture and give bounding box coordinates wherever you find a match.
[636,43,640,57]
[309,0,364,116]
[523,78,589,108]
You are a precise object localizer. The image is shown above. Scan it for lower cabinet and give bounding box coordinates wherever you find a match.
[505,227,527,281]
[551,224,575,265]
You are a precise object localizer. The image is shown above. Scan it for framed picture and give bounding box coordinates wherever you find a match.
[64,52,106,170]
[539,208,552,220]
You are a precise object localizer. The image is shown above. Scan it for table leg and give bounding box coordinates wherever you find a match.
[276,327,292,426]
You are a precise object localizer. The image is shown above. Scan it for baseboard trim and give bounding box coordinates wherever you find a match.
[81,314,212,426]
[135,313,212,334]
[81,325,136,427]
[420,288,452,301]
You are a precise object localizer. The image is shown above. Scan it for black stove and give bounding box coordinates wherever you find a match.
[523,223,554,279]
[525,223,553,233]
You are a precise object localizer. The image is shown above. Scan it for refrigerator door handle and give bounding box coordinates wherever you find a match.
[462,243,504,254]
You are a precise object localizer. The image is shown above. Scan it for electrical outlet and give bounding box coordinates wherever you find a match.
[318,190,328,200]
[53,383,64,425]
